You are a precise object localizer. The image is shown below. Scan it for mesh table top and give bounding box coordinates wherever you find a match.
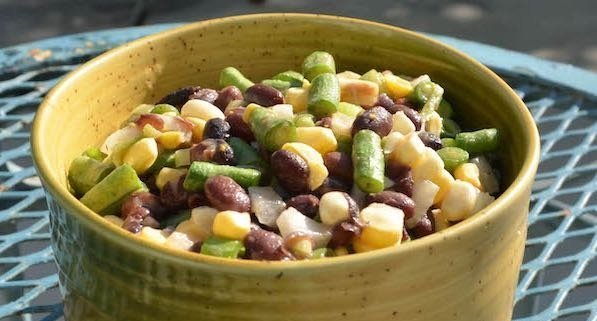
[0,24,595,321]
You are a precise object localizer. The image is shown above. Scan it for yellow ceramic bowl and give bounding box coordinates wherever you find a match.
[32,14,539,321]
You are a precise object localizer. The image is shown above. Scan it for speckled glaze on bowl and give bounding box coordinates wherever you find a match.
[32,14,539,321]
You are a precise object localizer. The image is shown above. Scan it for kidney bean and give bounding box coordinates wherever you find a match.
[160,176,189,210]
[214,86,244,110]
[328,218,362,248]
[135,113,164,130]
[187,192,209,209]
[409,214,434,238]
[225,107,255,142]
[244,227,294,261]
[157,86,200,108]
[121,191,167,221]
[375,93,395,110]
[244,84,284,107]
[351,106,393,137]
[203,118,231,140]
[204,175,251,212]
[367,191,415,219]
[190,138,234,165]
[286,194,319,218]
[188,88,218,104]
[386,164,414,197]
[270,150,310,194]
[418,131,443,150]
[313,177,351,197]
[387,103,422,130]
[315,117,332,128]
[323,151,353,184]
[402,226,411,242]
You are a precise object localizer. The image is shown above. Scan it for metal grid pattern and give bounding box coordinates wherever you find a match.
[0,30,595,321]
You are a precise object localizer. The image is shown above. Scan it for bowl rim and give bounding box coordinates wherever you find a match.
[31,13,540,271]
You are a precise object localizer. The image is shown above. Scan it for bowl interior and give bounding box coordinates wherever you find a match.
[33,13,537,264]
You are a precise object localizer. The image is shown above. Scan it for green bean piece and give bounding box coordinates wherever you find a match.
[360,69,384,87]
[249,105,297,151]
[68,155,114,196]
[294,113,316,127]
[336,136,353,154]
[302,51,336,81]
[310,248,334,259]
[272,70,305,87]
[308,73,340,118]
[228,137,268,170]
[437,147,469,172]
[160,210,191,229]
[352,130,385,193]
[261,79,291,92]
[219,67,254,92]
[437,99,454,118]
[455,128,499,154]
[146,150,175,174]
[151,104,179,115]
[338,102,364,118]
[441,138,458,147]
[441,118,461,138]
[80,164,146,215]
[200,236,246,258]
[183,161,261,191]
[83,147,106,161]
[414,81,444,118]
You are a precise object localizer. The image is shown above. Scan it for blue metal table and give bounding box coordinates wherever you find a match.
[0,24,595,321]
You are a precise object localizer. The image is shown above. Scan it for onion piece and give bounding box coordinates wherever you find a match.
[276,207,331,248]
[248,186,286,228]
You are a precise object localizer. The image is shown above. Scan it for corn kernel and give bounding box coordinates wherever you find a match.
[353,237,378,253]
[357,203,405,249]
[271,104,294,119]
[296,127,338,155]
[381,132,404,157]
[319,191,350,226]
[104,215,123,227]
[164,231,194,251]
[142,124,162,138]
[282,142,329,190]
[284,87,309,113]
[223,99,244,114]
[383,74,413,99]
[185,117,207,143]
[425,111,443,136]
[174,148,191,167]
[454,163,482,190]
[389,132,426,166]
[180,99,225,120]
[471,156,500,194]
[242,103,261,123]
[175,219,204,243]
[339,78,379,107]
[392,111,416,135]
[330,112,354,138]
[184,206,220,240]
[430,209,450,232]
[441,180,480,221]
[155,167,186,190]
[431,169,455,205]
[334,247,349,256]
[412,147,444,182]
[139,227,168,245]
[472,192,495,213]
[122,137,158,175]
[286,237,314,259]
[157,131,186,149]
[336,71,362,79]
[212,211,251,241]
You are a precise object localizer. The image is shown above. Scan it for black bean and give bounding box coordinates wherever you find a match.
[386,164,414,197]
[225,107,255,142]
[160,176,189,210]
[367,191,415,219]
[418,131,443,150]
[121,191,167,221]
[286,194,319,218]
[313,177,351,197]
[409,214,434,238]
[376,93,395,110]
[323,152,353,184]
[214,86,244,110]
[190,138,234,165]
[328,219,362,248]
[270,150,310,194]
[188,88,218,104]
[187,192,209,209]
[157,86,202,108]
[204,175,251,212]
[344,193,360,219]
[387,103,422,130]
[203,118,231,140]
[244,84,284,107]
[351,106,393,137]
[244,228,294,261]
[402,226,411,242]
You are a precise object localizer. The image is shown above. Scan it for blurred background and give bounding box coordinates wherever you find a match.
[1,0,596,71]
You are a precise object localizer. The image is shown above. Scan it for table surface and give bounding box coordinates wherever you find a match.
[0,23,595,321]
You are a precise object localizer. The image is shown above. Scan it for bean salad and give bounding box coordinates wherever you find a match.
[68,51,501,260]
